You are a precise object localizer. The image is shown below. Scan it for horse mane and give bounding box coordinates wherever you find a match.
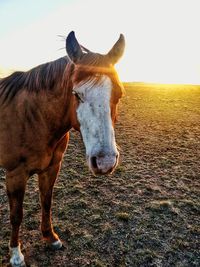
[0,57,70,104]
[0,52,124,104]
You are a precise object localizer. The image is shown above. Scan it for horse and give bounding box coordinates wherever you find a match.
[0,31,125,267]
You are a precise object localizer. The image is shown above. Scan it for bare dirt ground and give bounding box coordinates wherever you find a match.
[0,83,200,266]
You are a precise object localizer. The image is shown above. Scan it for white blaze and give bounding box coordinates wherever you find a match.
[74,75,117,159]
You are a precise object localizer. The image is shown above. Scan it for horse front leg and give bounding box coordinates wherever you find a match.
[38,164,62,249]
[6,169,27,267]
[38,134,69,249]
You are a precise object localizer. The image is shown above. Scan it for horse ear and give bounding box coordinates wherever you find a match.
[107,34,125,65]
[66,31,83,63]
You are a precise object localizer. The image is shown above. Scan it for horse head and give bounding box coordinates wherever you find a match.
[66,31,125,175]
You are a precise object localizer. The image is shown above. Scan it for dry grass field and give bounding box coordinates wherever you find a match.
[0,83,200,266]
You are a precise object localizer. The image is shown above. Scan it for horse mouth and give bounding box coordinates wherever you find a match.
[87,153,119,175]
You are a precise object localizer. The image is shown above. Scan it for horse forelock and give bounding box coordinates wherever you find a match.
[72,53,124,103]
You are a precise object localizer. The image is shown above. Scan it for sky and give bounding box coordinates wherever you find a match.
[0,0,200,84]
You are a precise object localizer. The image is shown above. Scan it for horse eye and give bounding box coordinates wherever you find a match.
[73,91,84,103]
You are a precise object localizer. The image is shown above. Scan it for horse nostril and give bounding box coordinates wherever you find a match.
[91,156,98,169]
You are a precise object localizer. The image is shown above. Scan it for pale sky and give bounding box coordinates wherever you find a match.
[0,0,200,84]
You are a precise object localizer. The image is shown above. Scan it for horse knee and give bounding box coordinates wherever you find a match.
[10,212,23,226]
[7,188,25,226]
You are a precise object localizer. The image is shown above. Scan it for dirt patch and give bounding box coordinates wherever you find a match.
[0,84,200,266]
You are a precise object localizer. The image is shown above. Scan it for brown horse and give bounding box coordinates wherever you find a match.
[0,31,125,267]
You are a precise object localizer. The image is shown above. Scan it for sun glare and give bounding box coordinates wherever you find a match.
[0,0,200,85]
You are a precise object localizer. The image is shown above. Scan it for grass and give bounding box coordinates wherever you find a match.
[0,83,200,266]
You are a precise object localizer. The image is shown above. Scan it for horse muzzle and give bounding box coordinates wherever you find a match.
[88,152,119,175]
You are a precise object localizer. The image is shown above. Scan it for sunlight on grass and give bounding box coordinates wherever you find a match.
[124,82,200,91]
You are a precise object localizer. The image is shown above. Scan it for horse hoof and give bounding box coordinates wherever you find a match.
[9,244,26,267]
[51,239,63,250]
